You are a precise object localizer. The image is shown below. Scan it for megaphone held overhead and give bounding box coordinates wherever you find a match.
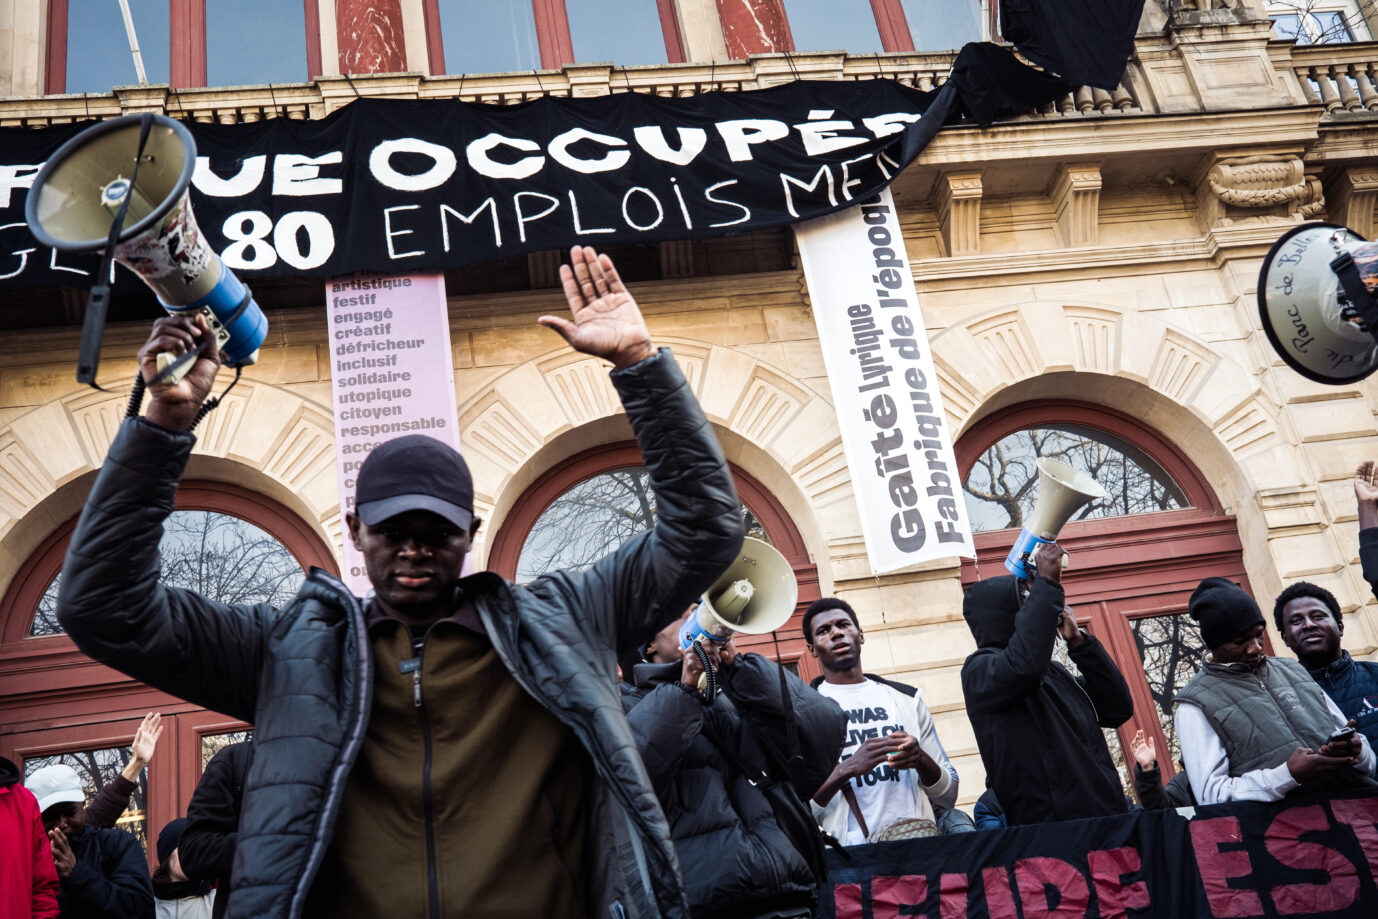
[1258,222,1378,385]
[1004,458,1106,580]
[24,113,266,384]
[680,537,798,649]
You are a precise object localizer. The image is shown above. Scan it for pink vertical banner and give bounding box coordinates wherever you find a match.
[326,272,459,596]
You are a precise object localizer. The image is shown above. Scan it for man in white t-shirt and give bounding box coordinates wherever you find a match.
[804,597,957,844]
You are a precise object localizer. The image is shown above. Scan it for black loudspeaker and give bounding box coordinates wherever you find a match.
[1258,222,1378,384]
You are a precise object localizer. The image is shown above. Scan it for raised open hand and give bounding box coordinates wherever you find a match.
[1129,729,1157,770]
[539,246,655,369]
[1357,462,1378,529]
[130,712,162,767]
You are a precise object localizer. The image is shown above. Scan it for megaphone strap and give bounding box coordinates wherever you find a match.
[1331,250,1378,336]
[77,113,156,390]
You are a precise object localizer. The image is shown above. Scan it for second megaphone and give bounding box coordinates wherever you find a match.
[25,113,266,382]
[680,537,798,649]
[1004,458,1106,580]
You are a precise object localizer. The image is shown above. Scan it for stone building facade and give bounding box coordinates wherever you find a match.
[2,0,1377,848]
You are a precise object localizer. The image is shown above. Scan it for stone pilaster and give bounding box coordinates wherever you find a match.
[1051,163,1103,247]
[935,171,983,257]
[1326,166,1378,240]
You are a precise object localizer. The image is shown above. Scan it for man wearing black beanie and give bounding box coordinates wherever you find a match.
[1174,577,1376,804]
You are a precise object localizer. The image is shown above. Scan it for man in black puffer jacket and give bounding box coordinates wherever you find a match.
[56,247,744,919]
[179,741,253,919]
[961,542,1134,826]
[623,611,845,919]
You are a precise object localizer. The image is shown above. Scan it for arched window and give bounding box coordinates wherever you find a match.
[31,510,306,637]
[964,423,1189,532]
[5,480,334,643]
[489,443,822,676]
[0,480,336,866]
[957,401,1255,798]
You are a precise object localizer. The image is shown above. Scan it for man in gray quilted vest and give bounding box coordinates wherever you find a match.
[1174,577,1376,804]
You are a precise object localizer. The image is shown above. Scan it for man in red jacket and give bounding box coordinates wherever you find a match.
[0,755,59,919]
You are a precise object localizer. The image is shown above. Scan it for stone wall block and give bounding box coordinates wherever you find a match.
[190,391,252,459]
[229,385,304,468]
[968,310,1043,384]
[0,433,51,521]
[729,367,808,446]
[495,362,569,441]
[888,620,977,671]
[1065,306,1121,373]
[262,414,339,511]
[1289,396,1376,444]
[775,398,840,470]
[1269,531,1347,581]
[696,346,757,425]
[1113,312,1169,384]
[8,402,85,487]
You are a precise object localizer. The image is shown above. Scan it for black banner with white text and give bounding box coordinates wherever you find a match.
[0,79,953,291]
[822,792,1378,918]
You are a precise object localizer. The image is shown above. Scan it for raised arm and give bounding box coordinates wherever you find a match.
[962,577,1064,712]
[1067,632,1134,728]
[55,318,272,722]
[85,714,160,829]
[530,247,744,658]
[1356,462,1378,601]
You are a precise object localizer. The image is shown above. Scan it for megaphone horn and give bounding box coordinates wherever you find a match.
[24,113,267,385]
[1004,458,1106,580]
[680,537,799,649]
[1257,221,1378,385]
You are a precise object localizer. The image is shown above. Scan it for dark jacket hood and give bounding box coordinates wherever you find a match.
[963,575,1023,649]
[0,755,18,788]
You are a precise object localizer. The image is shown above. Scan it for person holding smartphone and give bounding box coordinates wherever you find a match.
[1175,577,1377,804]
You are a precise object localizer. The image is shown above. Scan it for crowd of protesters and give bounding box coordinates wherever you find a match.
[7,249,1378,917]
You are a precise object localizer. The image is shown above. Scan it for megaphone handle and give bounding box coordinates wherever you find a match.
[690,640,717,704]
[76,285,111,386]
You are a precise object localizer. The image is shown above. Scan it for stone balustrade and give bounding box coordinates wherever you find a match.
[1291,40,1378,114]
[0,48,1145,128]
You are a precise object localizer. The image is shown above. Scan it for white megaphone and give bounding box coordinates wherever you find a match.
[1257,222,1378,384]
[680,537,798,649]
[1004,458,1106,580]
[25,113,266,384]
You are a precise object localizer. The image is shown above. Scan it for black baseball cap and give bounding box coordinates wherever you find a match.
[355,435,474,530]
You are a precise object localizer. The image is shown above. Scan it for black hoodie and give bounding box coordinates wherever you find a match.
[960,574,1134,826]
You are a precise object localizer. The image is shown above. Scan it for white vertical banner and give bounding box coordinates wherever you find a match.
[796,189,974,574]
[326,272,460,595]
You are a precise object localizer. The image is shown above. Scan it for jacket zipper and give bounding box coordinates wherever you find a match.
[416,631,441,919]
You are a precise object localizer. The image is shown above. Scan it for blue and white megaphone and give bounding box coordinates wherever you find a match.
[25,113,266,383]
[680,537,797,649]
[1004,457,1105,580]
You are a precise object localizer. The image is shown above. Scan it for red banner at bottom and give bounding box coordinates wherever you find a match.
[822,792,1378,918]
